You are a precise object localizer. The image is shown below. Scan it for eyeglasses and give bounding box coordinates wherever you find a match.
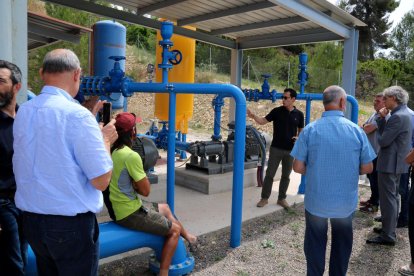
[282,96,291,100]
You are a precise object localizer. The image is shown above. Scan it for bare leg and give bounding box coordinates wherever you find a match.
[158,203,197,244]
[159,222,180,276]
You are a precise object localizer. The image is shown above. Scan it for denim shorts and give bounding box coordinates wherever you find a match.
[116,202,172,236]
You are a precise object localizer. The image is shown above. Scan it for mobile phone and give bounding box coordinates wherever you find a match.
[102,102,111,126]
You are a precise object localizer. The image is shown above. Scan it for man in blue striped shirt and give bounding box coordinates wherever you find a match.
[291,85,376,276]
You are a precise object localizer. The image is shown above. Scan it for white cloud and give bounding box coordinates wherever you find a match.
[388,0,414,30]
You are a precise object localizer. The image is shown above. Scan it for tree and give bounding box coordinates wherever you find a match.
[356,59,403,99]
[390,11,414,61]
[339,0,399,61]
[304,42,343,91]
[126,24,156,51]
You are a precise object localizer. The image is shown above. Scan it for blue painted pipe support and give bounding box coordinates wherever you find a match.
[159,21,178,214]
[212,95,225,141]
[298,53,308,95]
[179,133,187,159]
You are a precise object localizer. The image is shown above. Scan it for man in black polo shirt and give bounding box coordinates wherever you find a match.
[0,60,27,275]
[248,88,304,208]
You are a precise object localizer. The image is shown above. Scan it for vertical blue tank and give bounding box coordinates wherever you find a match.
[93,20,126,109]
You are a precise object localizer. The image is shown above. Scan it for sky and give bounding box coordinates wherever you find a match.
[327,0,414,30]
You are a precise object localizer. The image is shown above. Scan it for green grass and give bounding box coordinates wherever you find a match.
[127,45,155,65]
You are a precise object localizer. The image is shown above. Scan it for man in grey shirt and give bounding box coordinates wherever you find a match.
[360,93,387,213]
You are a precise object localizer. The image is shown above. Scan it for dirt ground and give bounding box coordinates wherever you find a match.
[99,185,411,276]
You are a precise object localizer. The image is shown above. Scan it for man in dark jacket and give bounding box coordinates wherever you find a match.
[0,60,27,275]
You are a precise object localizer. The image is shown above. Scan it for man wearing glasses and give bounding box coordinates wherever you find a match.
[366,86,412,246]
[247,88,304,208]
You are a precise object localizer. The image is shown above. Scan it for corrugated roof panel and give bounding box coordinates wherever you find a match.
[232,20,319,38]
[45,0,365,49]
[28,11,91,51]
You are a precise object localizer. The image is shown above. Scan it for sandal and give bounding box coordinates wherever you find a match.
[399,264,414,276]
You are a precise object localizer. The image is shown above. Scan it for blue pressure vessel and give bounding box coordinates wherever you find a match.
[92,20,126,109]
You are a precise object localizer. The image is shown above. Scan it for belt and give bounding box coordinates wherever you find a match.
[23,211,94,217]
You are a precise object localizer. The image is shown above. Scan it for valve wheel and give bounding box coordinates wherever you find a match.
[169,50,182,65]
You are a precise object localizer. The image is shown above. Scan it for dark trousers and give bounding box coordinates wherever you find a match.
[399,170,410,224]
[261,146,293,200]
[378,172,400,241]
[409,171,414,264]
[304,210,353,276]
[367,158,379,206]
[22,211,99,276]
[0,198,27,276]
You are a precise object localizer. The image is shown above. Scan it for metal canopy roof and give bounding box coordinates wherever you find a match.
[45,0,365,49]
[28,11,92,51]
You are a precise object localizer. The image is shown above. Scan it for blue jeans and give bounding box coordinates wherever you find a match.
[0,198,27,276]
[399,171,410,224]
[22,211,99,276]
[304,210,353,276]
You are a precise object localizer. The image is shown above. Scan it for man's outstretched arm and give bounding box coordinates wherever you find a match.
[247,108,269,125]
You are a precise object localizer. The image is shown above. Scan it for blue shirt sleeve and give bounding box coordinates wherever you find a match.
[290,128,308,162]
[71,110,113,180]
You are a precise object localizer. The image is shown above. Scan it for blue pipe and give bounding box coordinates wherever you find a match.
[158,21,178,213]
[305,98,311,125]
[298,53,308,94]
[78,21,246,248]
[26,222,194,276]
[212,96,224,141]
[126,82,246,247]
[167,89,176,212]
[179,134,187,159]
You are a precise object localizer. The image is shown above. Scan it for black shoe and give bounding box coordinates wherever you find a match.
[397,221,408,228]
[374,216,382,222]
[366,236,395,246]
[373,227,382,234]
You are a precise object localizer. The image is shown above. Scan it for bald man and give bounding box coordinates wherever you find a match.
[13,49,117,275]
[291,85,375,276]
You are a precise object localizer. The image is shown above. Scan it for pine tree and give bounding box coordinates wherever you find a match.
[390,11,414,61]
[339,0,398,61]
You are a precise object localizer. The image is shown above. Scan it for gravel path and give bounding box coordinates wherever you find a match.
[100,186,411,276]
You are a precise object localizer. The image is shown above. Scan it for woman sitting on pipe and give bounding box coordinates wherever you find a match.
[109,112,197,276]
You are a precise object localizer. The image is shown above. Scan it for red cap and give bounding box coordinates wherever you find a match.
[115,112,136,132]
